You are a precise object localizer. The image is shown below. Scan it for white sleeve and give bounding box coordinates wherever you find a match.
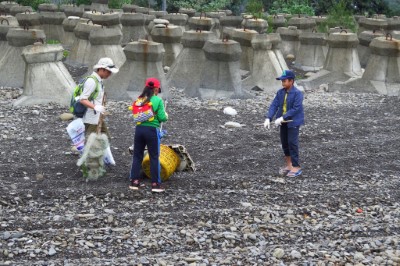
[80,78,97,100]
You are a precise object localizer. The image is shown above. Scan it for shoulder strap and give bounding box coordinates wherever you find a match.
[86,75,100,101]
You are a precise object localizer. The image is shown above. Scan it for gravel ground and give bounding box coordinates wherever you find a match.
[0,85,400,265]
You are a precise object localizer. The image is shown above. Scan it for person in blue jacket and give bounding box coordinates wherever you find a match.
[264,70,304,177]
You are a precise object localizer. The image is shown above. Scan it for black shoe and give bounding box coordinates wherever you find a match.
[129,179,141,190]
[151,182,165,193]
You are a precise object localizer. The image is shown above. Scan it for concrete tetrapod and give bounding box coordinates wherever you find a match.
[241,18,268,34]
[0,28,46,88]
[40,11,67,41]
[294,31,328,71]
[268,33,289,72]
[62,16,80,49]
[15,11,41,29]
[0,1,18,14]
[270,15,286,30]
[166,30,217,92]
[197,39,249,99]
[120,13,155,45]
[84,26,125,75]
[276,26,300,58]
[150,25,183,67]
[67,20,101,64]
[188,16,214,31]
[91,0,109,13]
[90,11,121,29]
[13,43,75,106]
[358,17,388,35]
[242,34,288,94]
[9,6,33,17]
[298,32,362,91]
[162,13,188,33]
[357,30,384,68]
[38,3,57,12]
[287,16,316,32]
[105,40,167,100]
[0,15,18,61]
[232,28,257,72]
[340,36,400,96]
[60,4,84,17]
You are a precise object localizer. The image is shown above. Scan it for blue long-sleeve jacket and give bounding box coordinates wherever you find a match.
[266,86,304,128]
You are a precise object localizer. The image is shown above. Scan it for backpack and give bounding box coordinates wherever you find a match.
[131,97,155,124]
[69,76,100,118]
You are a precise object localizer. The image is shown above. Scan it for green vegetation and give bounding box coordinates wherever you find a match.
[317,0,357,33]
[109,0,132,9]
[46,39,60,44]
[246,0,263,19]
[269,0,314,16]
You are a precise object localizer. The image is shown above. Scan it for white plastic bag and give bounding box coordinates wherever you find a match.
[66,118,116,166]
[66,118,85,155]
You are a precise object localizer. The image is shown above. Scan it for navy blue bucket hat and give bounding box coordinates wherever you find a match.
[276,70,296,80]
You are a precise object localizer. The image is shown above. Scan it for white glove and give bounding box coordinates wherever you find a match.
[274,117,284,126]
[94,105,105,114]
[263,118,270,129]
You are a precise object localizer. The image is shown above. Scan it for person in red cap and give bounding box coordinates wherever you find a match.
[129,77,168,192]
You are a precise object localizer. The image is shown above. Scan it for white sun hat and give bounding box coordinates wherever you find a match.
[93,57,119,74]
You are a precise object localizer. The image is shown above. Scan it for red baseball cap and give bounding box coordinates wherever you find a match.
[145,77,161,88]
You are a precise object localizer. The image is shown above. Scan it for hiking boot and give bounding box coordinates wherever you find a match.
[129,179,141,190]
[151,182,165,193]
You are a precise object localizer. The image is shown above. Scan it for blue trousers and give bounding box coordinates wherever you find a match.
[280,124,300,167]
[129,126,161,184]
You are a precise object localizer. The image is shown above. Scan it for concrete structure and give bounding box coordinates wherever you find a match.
[85,26,125,73]
[166,30,216,92]
[179,8,196,18]
[270,15,286,30]
[90,11,121,29]
[242,34,288,93]
[294,31,328,71]
[9,6,33,16]
[387,16,400,33]
[357,30,384,68]
[0,1,18,14]
[62,16,80,48]
[196,39,246,99]
[91,0,109,13]
[220,16,242,29]
[162,13,188,32]
[15,11,41,29]
[13,43,75,106]
[188,16,214,31]
[287,16,316,32]
[0,15,18,61]
[105,40,167,100]
[120,13,155,45]
[268,33,289,72]
[150,25,183,67]
[38,3,58,12]
[121,4,139,13]
[231,28,257,72]
[358,17,388,34]
[0,28,46,87]
[276,26,300,58]
[149,11,167,18]
[60,4,85,17]
[299,32,362,91]
[68,20,101,64]
[241,18,268,33]
[40,11,66,41]
[339,36,400,96]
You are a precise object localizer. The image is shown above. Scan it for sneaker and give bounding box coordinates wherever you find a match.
[151,182,165,193]
[129,179,141,190]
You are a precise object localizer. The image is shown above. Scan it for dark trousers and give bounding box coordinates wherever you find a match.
[280,124,300,167]
[129,126,161,184]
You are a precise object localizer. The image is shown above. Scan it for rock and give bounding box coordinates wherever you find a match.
[273,248,285,259]
[48,246,57,256]
[60,113,74,121]
[290,250,301,259]
[224,121,242,128]
[223,107,237,116]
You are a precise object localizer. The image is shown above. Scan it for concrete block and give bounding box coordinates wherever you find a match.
[188,17,214,31]
[276,26,300,57]
[150,25,183,67]
[287,17,316,31]
[241,18,268,33]
[232,28,257,71]
[357,30,384,67]
[90,11,120,27]
[61,5,84,17]
[38,4,58,12]
[16,12,41,27]
[295,32,327,71]
[9,6,32,16]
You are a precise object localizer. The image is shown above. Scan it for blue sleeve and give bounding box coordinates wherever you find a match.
[267,93,279,120]
[283,91,303,120]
